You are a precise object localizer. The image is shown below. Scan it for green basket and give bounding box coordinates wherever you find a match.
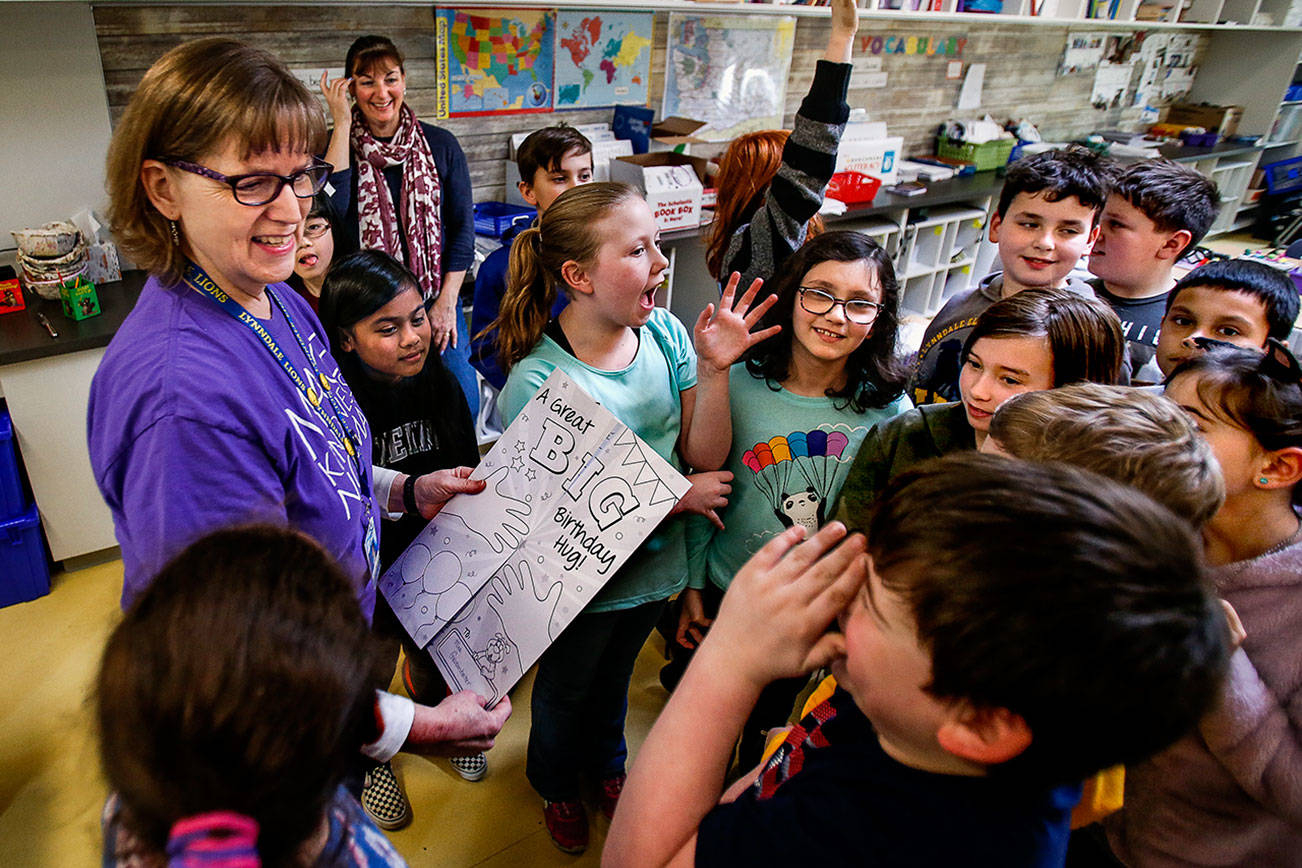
[936,136,1016,171]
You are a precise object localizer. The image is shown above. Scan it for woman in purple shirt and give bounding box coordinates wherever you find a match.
[88,37,509,782]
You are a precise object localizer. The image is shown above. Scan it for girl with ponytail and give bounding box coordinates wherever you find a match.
[491,181,778,852]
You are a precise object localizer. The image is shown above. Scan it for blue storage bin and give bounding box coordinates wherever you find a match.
[0,409,25,520]
[473,202,537,238]
[1,505,50,607]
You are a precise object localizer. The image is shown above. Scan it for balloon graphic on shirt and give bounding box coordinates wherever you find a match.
[741,429,853,532]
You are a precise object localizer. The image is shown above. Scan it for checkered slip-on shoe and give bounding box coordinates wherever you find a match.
[449,752,488,782]
[361,760,412,831]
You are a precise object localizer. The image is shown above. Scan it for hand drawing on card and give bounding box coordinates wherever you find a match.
[487,557,566,641]
[436,463,531,554]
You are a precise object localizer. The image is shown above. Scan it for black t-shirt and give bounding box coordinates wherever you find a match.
[1091,279,1169,375]
[343,354,480,568]
[696,688,1078,867]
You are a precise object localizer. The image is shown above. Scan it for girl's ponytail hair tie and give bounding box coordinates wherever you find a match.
[166,811,260,868]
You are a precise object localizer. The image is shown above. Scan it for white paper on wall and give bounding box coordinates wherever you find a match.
[1091,61,1134,108]
[379,368,690,706]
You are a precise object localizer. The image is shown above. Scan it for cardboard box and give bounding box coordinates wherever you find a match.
[834,129,904,185]
[649,117,709,154]
[610,153,708,231]
[59,276,100,321]
[1165,103,1244,137]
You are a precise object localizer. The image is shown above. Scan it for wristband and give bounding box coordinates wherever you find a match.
[403,474,419,514]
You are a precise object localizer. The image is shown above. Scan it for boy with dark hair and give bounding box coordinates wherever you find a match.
[1087,159,1220,378]
[1154,257,1300,378]
[606,453,1228,867]
[909,146,1109,404]
[470,124,593,389]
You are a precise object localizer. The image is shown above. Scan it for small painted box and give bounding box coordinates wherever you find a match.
[0,278,24,315]
[59,276,100,320]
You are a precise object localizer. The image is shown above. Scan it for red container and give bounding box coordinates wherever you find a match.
[826,172,882,205]
[0,278,24,315]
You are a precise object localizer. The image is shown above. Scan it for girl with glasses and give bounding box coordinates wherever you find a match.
[666,230,911,769]
[288,192,339,316]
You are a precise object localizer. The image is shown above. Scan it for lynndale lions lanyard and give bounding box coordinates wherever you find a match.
[183,261,382,583]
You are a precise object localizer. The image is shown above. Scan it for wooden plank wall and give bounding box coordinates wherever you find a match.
[94,5,1207,205]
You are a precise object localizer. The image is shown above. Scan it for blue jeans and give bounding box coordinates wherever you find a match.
[441,306,479,420]
[526,600,665,802]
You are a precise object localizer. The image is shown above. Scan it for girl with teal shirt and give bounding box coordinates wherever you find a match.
[673,231,912,766]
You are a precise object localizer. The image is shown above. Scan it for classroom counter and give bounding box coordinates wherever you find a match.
[0,270,146,367]
[1157,140,1266,163]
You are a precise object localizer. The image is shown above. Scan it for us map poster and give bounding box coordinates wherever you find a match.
[435,8,556,117]
[379,369,689,706]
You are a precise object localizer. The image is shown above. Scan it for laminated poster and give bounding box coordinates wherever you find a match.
[379,369,690,707]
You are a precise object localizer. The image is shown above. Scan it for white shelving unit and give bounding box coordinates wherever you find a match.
[1204,157,1261,232]
[897,205,989,317]
[837,214,907,264]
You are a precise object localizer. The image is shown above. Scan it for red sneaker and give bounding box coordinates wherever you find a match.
[542,799,588,854]
[599,773,627,820]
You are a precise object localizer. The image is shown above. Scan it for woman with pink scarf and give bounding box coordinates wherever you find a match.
[323,34,478,417]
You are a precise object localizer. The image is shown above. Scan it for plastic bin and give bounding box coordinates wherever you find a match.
[1,505,50,607]
[937,136,1015,172]
[473,202,537,238]
[1262,157,1302,196]
[0,409,25,520]
[826,172,882,205]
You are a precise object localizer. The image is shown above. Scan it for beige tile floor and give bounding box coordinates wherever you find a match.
[0,558,673,867]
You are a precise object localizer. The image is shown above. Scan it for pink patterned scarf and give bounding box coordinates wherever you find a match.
[350,103,443,300]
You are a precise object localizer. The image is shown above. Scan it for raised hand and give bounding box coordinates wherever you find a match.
[826,0,859,62]
[319,70,352,128]
[693,272,782,377]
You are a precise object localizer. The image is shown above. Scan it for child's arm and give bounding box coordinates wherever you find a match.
[719,0,858,288]
[680,274,780,471]
[604,523,866,868]
[1197,607,1302,824]
[825,0,857,63]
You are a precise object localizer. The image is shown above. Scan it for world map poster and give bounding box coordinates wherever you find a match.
[555,10,654,109]
[662,14,796,142]
[435,8,556,117]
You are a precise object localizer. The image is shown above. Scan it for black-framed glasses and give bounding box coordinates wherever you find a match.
[161,158,332,206]
[797,287,883,325]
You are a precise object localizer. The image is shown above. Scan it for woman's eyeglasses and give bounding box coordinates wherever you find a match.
[161,158,332,207]
[797,287,882,326]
